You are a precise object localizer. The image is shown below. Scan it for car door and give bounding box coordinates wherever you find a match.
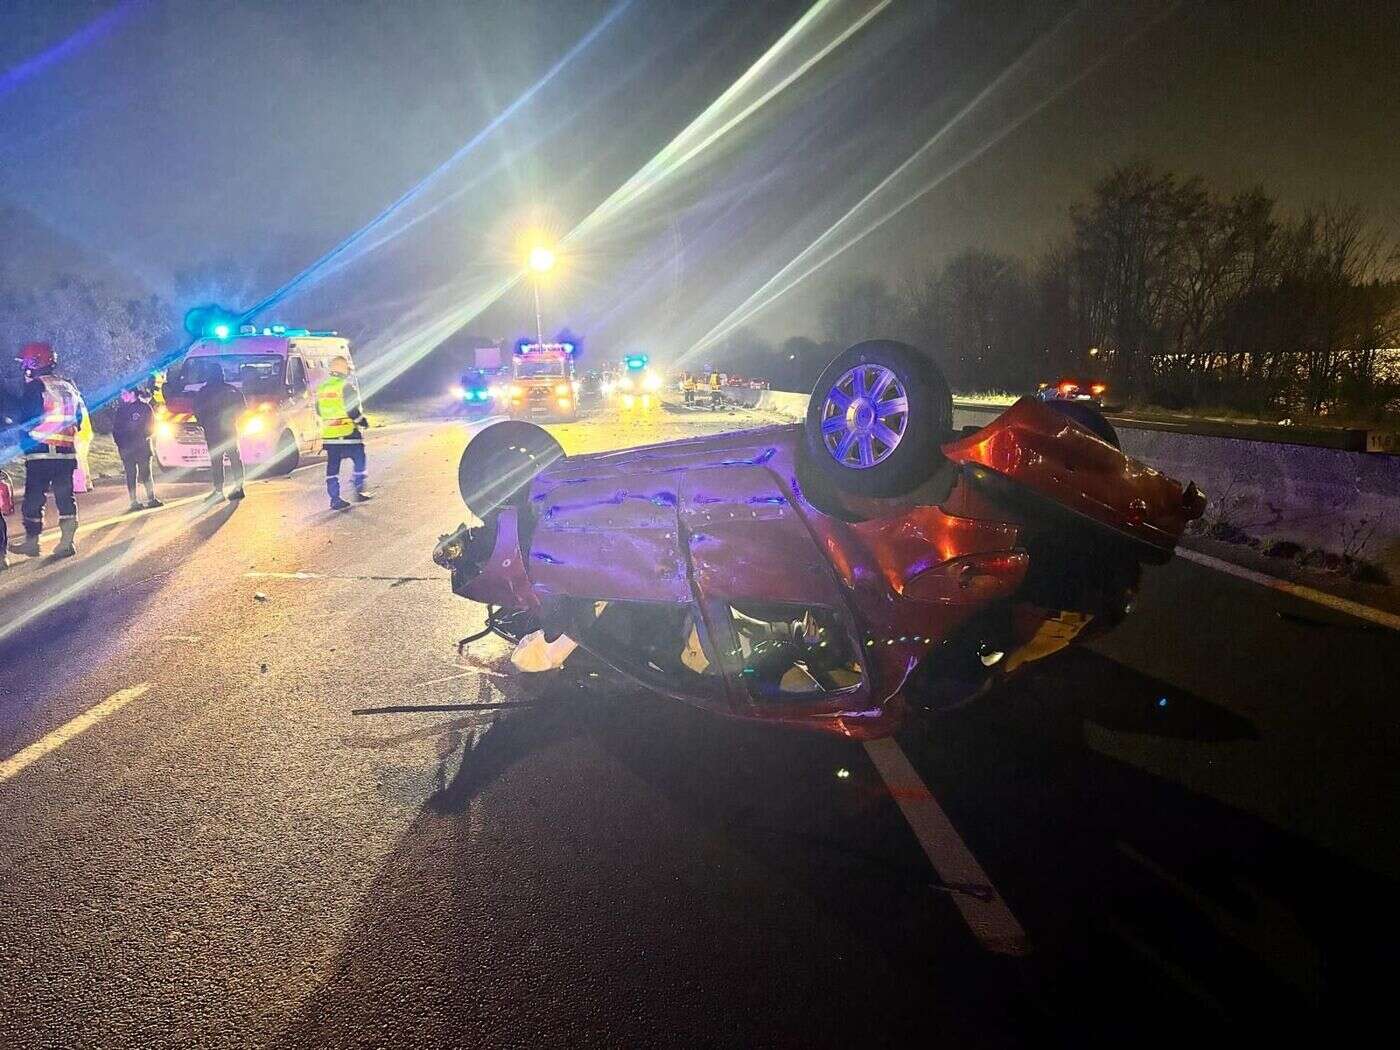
[525,468,726,709]
[677,464,872,718]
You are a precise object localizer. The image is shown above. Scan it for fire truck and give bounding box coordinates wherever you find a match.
[502,342,578,421]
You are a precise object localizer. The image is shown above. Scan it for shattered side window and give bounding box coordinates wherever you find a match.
[722,603,865,701]
[563,599,723,695]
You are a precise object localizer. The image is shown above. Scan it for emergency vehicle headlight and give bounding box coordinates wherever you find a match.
[156,421,175,439]
[510,384,525,398]
[643,374,662,391]
[450,385,466,398]
[241,414,265,435]
[554,383,570,395]
[556,397,572,409]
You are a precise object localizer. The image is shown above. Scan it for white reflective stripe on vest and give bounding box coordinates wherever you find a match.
[28,376,81,444]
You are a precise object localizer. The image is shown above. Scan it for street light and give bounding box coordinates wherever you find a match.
[526,244,556,345]
[528,245,555,273]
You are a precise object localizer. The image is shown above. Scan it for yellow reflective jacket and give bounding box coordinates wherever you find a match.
[316,375,358,440]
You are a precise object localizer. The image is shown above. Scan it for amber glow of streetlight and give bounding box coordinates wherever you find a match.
[528,245,556,273]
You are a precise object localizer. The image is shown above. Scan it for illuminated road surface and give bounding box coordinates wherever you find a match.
[1,403,1397,1047]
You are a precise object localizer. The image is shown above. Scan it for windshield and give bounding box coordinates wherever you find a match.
[177,354,285,391]
[516,358,566,378]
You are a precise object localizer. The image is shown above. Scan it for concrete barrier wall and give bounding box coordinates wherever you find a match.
[735,389,1400,575]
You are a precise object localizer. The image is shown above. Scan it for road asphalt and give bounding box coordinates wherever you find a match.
[1,404,1396,1047]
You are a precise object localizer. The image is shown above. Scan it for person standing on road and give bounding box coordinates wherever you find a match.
[190,360,246,501]
[111,385,162,512]
[7,342,87,559]
[316,355,372,511]
[707,367,723,410]
[682,372,697,405]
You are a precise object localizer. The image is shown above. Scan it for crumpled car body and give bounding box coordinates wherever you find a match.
[437,396,1204,739]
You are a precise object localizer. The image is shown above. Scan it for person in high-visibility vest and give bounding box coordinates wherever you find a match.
[8,341,87,559]
[316,356,372,511]
[682,372,697,405]
[707,367,723,410]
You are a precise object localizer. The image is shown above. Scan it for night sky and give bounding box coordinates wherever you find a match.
[2,0,1397,358]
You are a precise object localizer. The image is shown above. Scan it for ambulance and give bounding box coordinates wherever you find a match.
[155,324,355,474]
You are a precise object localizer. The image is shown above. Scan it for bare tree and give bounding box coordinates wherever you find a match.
[821,275,899,348]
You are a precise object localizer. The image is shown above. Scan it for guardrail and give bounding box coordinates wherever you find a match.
[950,400,1394,453]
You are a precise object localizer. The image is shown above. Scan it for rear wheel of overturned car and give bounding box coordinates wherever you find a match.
[457,420,564,519]
[804,339,952,498]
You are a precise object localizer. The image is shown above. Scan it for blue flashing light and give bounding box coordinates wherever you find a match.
[213,324,231,340]
[624,354,648,371]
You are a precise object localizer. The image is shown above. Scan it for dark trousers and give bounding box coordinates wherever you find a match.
[684,389,695,404]
[121,448,155,502]
[207,434,244,494]
[326,439,367,498]
[326,440,366,477]
[22,456,78,535]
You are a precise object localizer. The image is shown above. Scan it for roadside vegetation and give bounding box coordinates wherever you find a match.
[712,161,1400,429]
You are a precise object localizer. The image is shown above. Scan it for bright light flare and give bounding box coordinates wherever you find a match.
[528,245,556,273]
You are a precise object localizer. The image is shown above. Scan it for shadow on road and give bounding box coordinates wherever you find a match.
[277,671,1031,1048]
[896,646,1399,1038]
[276,643,1394,1046]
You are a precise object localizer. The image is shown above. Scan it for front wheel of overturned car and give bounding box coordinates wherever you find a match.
[804,339,952,498]
[457,420,564,519]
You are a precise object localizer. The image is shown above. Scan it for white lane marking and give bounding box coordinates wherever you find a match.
[36,493,206,539]
[416,666,508,688]
[0,683,151,784]
[1176,548,1400,632]
[863,736,1029,956]
[245,571,325,580]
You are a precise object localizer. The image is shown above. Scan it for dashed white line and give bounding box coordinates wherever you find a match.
[0,683,151,784]
[1176,547,1400,632]
[863,736,1029,956]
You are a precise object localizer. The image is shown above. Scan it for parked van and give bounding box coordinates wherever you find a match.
[156,325,354,474]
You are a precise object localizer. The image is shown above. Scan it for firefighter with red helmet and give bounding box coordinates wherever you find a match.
[8,342,88,559]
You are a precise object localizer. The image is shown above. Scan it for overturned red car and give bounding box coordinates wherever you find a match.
[434,340,1205,740]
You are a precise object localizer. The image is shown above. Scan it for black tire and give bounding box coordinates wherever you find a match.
[458,420,564,518]
[269,431,299,475]
[804,339,952,498]
[1043,400,1119,448]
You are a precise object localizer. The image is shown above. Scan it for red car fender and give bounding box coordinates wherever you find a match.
[455,507,540,612]
[941,397,1204,555]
